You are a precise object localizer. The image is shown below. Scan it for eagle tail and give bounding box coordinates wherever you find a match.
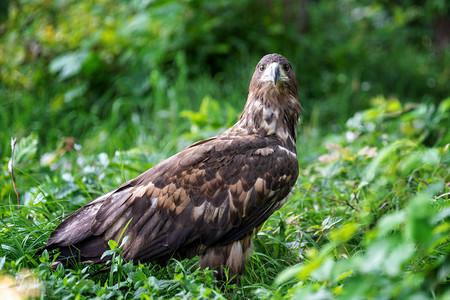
[42,191,115,265]
[48,235,109,268]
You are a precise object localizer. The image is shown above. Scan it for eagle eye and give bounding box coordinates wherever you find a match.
[259,64,266,72]
[282,63,290,72]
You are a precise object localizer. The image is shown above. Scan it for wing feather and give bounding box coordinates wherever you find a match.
[46,135,298,265]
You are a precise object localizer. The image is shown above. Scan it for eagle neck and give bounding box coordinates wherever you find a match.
[229,93,300,151]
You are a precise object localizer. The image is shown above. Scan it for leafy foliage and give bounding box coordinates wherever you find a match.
[249,97,450,299]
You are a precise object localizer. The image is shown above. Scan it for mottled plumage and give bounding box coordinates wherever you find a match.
[45,53,301,279]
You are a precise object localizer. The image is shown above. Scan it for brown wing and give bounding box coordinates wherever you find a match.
[46,135,298,263]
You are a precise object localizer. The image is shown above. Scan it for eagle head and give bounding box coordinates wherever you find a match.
[249,53,299,99]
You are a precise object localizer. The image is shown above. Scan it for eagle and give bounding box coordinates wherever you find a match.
[45,53,301,280]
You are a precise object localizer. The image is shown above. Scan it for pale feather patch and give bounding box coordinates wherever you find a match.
[179,188,187,201]
[242,187,254,217]
[179,146,211,166]
[227,189,238,215]
[227,188,233,200]
[277,145,297,158]
[104,207,132,242]
[192,201,206,222]
[261,118,277,135]
[236,180,244,194]
[260,62,289,83]
[161,185,169,195]
[168,182,177,194]
[261,107,278,135]
[89,190,114,205]
[133,184,151,198]
[225,241,244,272]
[151,187,160,198]
[254,147,274,156]
[276,127,289,141]
[254,177,265,193]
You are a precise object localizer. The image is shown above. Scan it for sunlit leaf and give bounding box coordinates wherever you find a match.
[49,51,89,80]
[329,223,359,243]
[108,240,118,251]
[376,211,406,237]
[13,134,38,166]
[361,141,407,183]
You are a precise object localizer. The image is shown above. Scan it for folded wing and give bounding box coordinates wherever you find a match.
[46,135,298,264]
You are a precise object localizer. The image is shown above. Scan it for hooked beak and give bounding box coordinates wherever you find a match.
[271,63,280,86]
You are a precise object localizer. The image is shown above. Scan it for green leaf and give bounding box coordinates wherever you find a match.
[376,211,406,237]
[405,183,443,245]
[437,97,450,114]
[101,250,114,260]
[399,149,440,175]
[0,256,5,270]
[383,242,415,276]
[360,239,390,273]
[361,141,405,184]
[108,239,118,250]
[311,258,334,282]
[64,84,88,103]
[274,263,303,286]
[119,236,130,249]
[329,223,360,243]
[49,51,89,80]
[13,134,38,166]
[117,218,133,247]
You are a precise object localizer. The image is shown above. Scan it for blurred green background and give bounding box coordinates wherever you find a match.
[1,0,449,157]
[0,1,449,298]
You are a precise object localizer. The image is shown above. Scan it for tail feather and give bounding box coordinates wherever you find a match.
[47,201,103,247]
[43,191,116,265]
[52,235,109,265]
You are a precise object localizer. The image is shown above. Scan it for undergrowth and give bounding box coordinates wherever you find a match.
[1,97,449,299]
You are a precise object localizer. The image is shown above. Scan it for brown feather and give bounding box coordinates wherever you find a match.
[44,53,301,280]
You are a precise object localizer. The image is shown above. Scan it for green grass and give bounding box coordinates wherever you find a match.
[1,96,449,299]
